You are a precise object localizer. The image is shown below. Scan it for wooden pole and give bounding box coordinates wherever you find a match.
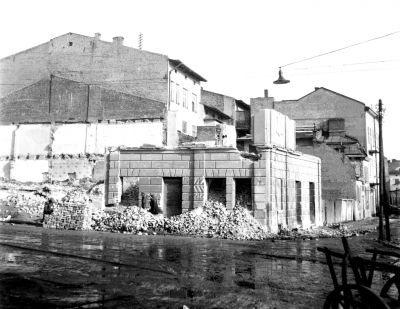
[378,99,390,241]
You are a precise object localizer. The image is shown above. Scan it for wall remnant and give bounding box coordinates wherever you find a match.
[43,201,92,230]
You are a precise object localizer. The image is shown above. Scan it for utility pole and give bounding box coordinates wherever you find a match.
[378,99,390,241]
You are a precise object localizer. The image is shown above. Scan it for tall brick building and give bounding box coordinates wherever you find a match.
[0,33,208,181]
[251,87,379,222]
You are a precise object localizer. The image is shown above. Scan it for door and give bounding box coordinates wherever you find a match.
[163,178,182,218]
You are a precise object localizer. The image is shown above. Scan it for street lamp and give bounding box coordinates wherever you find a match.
[273,67,290,84]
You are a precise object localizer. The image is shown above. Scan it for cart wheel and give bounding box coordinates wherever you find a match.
[381,274,400,302]
[323,284,390,309]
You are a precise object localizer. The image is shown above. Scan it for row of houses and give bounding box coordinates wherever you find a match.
[0,32,381,231]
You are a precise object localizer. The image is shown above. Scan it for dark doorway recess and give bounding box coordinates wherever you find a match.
[235,178,252,210]
[206,178,226,204]
[164,178,182,217]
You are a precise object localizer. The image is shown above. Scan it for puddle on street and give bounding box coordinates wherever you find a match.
[0,224,393,308]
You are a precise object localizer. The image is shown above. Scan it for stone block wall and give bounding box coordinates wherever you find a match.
[43,201,92,230]
[107,148,254,211]
[107,146,322,232]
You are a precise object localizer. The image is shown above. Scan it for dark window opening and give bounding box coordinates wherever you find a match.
[235,178,252,211]
[309,182,315,224]
[296,181,302,225]
[69,41,73,46]
[206,178,226,204]
[120,177,139,206]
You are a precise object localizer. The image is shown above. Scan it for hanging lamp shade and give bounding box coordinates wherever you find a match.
[273,68,290,84]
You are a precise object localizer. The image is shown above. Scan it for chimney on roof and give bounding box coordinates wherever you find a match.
[113,36,124,46]
[94,33,101,40]
[315,87,320,91]
[264,89,269,98]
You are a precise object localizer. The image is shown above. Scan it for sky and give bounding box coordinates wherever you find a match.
[0,0,399,159]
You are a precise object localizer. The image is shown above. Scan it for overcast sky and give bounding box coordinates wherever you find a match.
[1,0,399,159]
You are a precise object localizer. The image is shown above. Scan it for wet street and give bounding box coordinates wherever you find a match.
[0,223,395,308]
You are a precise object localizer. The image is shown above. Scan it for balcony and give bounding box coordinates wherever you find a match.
[236,111,250,130]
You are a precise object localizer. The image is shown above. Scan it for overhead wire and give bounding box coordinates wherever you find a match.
[279,30,400,69]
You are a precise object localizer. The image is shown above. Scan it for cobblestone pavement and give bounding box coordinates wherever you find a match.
[0,222,399,308]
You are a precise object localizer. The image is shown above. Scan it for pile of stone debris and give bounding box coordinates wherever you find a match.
[275,223,374,240]
[92,201,271,240]
[0,179,94,222]
[164,200,270,240]
[92,206,165,234]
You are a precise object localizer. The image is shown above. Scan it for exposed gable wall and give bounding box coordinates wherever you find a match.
[0,33,170,103]
[274,88,367,147]
[0,76,166,124]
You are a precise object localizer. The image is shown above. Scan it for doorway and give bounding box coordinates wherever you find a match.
[163,178,182,217]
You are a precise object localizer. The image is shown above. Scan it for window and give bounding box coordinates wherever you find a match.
[183,88,188,108]
[182,121,187,133]
[192,125,197,137]
[176,84,181,105]
[170,82,176,103]
[69,41,73,46]
[309,182,315,224]
[192,93,197,112]
[296,181,302,225]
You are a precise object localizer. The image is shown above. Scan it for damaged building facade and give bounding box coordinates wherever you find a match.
[251,88,379,223]
[106,108,323,232]
[0,32,211,182]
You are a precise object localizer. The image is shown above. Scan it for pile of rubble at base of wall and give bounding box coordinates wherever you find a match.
[43,201,92,230]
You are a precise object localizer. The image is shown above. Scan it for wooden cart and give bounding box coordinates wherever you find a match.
[317,237,400,309]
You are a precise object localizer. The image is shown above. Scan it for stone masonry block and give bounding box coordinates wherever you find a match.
[120,169,128,177]
[120,153,140,161]
[229,153,241,161]
[139,177,150,185]
[181,154,192,161]
[141,153,163,161]
[254,210,266,219]
[182,200,191,209]
[140,169,162,177]
[254,169,265,177]
[172,161,190,169]
[163,169,171,177]
[253,185,266,194]
[199,161,215,169]
[226,169,234,177]
[162,154,181,161]
[109,169,119,177]
[150,177,162,185]
[182,185,191,193]
[120,161,130,169]
[215,161,242,169]
[253,193,266,202]
[210,153,229,161]
[183,177,190,185]
[218,169,227,177]
[110,152,119,161]
[152,161,174,168]
[131,161,151,168]
[254,201,266,210]
[129,169,139,177]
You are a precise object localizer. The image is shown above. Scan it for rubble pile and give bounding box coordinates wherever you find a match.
[276,223,374,240]
[91,206,164,234]
[3,193,46,219]
[165,201,271,240]
[0,179,91,222]
[91,201,270,240]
